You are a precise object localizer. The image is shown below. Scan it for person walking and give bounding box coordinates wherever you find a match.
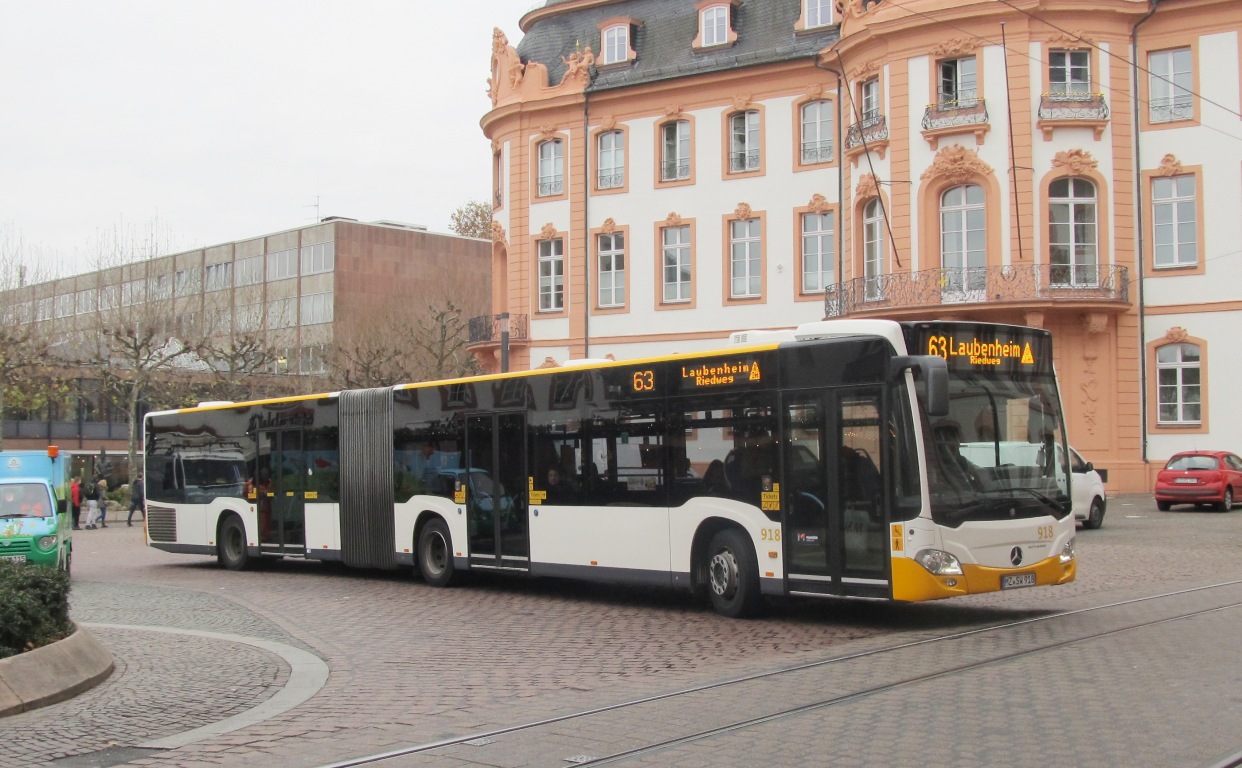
[94,474,109,528]
[70,475,82,530]
[128,473,145,526]
[83,474,100,529]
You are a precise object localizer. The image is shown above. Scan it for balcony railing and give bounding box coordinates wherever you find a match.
[537,177,564,197]
[468,313,530,345]
[1038,92,1109,121]
[845,112,889,150]
[729,149,761,173]
[801,140,834,164]
[597,172,625,190]
[922,97,989,131]
[1149,96,1193,123]
[661,158,691,181]
[823,264,1130,317]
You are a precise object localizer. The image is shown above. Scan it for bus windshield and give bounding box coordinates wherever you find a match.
[924,370,1068,526]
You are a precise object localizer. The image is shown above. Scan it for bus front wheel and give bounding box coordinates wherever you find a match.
[418,518,456,588]
[218,515,251,571]
[706,528,761,618]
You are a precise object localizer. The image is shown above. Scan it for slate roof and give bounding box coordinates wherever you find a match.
[516,0,840,92]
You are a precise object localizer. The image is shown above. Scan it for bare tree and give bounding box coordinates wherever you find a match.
[409,297,482,380]
[448,199,493,240]
[0,224,60,450]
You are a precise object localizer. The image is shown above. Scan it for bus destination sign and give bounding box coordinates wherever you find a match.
[925,334,1036,368]
[681,359,762,388]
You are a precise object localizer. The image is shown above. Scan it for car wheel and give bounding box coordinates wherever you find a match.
[1156,500,1171,512]
[1218,488,1234,512]
[1083,498,1105,530]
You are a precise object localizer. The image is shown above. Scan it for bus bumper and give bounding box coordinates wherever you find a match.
[891,555,1076,602]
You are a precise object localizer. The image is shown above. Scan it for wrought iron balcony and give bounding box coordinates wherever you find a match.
[468,313,530,345]
[537,177,564,197]
[1149,96,1193,123]
[729,150,761,173]
[661,159,690,181]
[1038,92,1109,121]
[823,264,1130,318]
[922,97,988,131]
[801,140,834,164]
[845,112,889,151]
[597,172,625,190]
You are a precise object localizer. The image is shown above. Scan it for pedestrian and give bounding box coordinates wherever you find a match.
[128,473,145,526]
[95,474,109,527]
[83,473,100,529]
[70,475,82,530]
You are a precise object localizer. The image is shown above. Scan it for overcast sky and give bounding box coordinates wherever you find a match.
[2,1,536,277]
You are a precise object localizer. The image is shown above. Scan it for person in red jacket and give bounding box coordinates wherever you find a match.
[71,476,82,529]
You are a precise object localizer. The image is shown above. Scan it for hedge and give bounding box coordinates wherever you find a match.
[0,561,72,659]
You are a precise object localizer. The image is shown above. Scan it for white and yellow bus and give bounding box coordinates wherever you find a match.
[143,319,1076,617]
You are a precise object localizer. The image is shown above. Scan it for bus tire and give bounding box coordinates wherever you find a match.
[418,518,456,588]
[218,514,251,571]
[706,528,762,618]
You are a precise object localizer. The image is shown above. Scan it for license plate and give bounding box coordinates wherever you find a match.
[0,555,26,563]
[1001,572,1036,589]
[1175,477,1197,484]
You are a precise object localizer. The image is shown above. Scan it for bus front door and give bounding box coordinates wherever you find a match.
[257,430,306,554]
[782,388,889,598]
[465,413,529,572]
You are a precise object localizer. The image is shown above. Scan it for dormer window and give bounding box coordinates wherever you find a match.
[805,0,833,28]
[694,1,736,50]
[602,25,628,65]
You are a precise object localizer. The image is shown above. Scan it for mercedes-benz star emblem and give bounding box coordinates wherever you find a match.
[1010,546,1023,566]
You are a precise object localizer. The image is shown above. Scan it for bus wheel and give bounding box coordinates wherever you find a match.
[218,515,251,571]
[418,518,456,588]
[706,529,761,618]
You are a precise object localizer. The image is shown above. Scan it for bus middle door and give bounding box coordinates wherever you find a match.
[465,413,529,572]
[782,388,889,598]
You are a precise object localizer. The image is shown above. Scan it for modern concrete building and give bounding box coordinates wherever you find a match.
[3,218,491,451]
[475,0,1241,493]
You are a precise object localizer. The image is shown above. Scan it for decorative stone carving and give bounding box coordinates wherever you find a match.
[1080,351,1099,435]
[491,28,510,58]
[598,115,616,132]
[490,139,501,154]
[490,220,507,245]
[732,94,753,111]
[537,123,558,141]
[664,105,685,120]
[920,144,994,185]
[1165,326,1189,343]
[849,59,880,82]
[931,38,980,58]
[560,46,595,85]
[1083,312,1109,334]
[1045,31,1096,49]
[854,173,878,200]
[536,356,561,369]
[1156,154,1184,177]
[734,203,753,221]
[805,83,825,100]
[1052,149,1098,174]
[601,218,617,234]
[807,193,830,213]
[664,212,683,227]
[540,223,558,240]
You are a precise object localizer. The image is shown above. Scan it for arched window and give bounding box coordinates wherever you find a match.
[537,139,563,197]
[1157,343,1201,424]
[1049,177,1097,286]
[940,184,985,296]
[863,199,885,301]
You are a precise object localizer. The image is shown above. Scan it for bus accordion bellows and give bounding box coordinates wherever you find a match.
[143,319,1076,617]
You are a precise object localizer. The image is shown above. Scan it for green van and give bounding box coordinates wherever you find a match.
[0,448,72,572]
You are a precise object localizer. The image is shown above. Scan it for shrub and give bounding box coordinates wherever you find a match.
[0,561,72,659]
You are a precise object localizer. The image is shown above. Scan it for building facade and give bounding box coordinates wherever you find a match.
[3,219,491,451]
[476,0,1242,493]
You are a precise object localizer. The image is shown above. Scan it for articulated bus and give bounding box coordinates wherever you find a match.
[143,319,1076,617]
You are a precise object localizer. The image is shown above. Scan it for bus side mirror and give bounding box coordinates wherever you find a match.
[889,356,949,417]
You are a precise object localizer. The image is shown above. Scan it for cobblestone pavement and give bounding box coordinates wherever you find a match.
[3,495,1240,767]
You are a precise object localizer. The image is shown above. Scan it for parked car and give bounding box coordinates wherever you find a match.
[1071,447,1107,529]
[1154,451,1242,512]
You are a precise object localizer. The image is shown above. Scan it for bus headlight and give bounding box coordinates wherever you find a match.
[1060,537,1076,564]
[915,549,963,576]
[36,536,57,551]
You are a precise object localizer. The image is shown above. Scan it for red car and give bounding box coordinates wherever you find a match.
[1154,451,1242,512]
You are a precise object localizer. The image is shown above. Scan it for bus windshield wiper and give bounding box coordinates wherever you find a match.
[1013,487,1064,514]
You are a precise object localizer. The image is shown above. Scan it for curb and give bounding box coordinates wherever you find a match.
[0,626,114,717]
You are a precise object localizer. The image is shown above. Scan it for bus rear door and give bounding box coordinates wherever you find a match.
[781,388,890,598]
[256,429,306,554]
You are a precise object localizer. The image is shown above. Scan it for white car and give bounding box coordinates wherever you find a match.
[1070,447,1107,529]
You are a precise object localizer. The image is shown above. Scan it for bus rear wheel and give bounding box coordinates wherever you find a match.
[218,514,251,571]
[706,528,761,618]
[418,518,456,587]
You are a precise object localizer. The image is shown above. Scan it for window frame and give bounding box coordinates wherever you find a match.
[722,211,766,303]
[592,225,629,313]
[657,118,694,187]
[1147,46,1195,125]
[593,126,628,194]
[1048,176,1099,288]
[938,56,979,108]
[537,236,566,314]
[797,0,835,31]
[797,98,835,168]
[693,1,736,50]
[862,198,886,302]
[655,218,697,310]
[1142,163,1205,277]
[1049,49,1091,97]
[599,22,634,67]
[939,184,987,296]
[797,208,835,297]
[534,136,567,200]
[1152,340,1204,428]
